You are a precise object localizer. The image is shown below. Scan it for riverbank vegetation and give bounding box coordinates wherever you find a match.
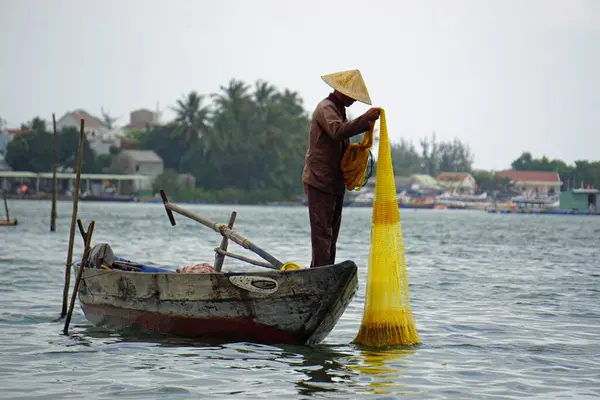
[3,79,600,202]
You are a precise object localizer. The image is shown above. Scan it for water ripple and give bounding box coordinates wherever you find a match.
[0,201,599,398]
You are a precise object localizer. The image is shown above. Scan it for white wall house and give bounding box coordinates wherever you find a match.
[436,172,477,194]
[496,171,562,195]
[111,150,164,181]
[56,110,121,156]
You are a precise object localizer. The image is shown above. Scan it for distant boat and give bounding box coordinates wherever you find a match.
[80,191,139,202]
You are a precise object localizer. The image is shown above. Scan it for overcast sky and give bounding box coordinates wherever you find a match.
[1,0,598,170]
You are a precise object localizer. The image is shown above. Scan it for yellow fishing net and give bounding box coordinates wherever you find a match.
[341,122,375,191]
[353,108,421,347]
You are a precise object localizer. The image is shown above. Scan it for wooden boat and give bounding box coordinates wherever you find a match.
[68,190,359,345]
[75,256,358,345]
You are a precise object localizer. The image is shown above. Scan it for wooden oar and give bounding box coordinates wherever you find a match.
[159,190,283,269]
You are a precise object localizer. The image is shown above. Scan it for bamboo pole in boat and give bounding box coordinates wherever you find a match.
[50,113,58,232]
[159,190,283,268]
[214,211,236,272]
[63,220,95,335]
[61,119,85,318]
[214,248,276,269]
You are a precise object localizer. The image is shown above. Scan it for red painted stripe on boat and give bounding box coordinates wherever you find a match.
[81,303,302,344]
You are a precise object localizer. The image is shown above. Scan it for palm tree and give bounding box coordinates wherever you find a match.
[171,91,211,144]
[253,80,276,109]
[100,107,119,130]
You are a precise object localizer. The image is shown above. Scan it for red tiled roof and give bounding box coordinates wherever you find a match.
[69,110,103,129]
[6,128,30,136]
[496,170,561,182]
[437,172,472,181]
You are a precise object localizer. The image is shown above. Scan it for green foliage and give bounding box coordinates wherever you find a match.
[5,120,100,173]
[390,139,422,175]
[390,133,474,177]
[471,170,513,192]
[56,126,100,173]
[5,130,53,172]
[10,78,600,203]
[138,79,310,200]
[510,151,600,190]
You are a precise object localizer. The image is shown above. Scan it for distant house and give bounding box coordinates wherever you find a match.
[0,153,10,171]
[496,170,562,195]
[111,150,164,180]
[56,109,106,135]
[394,174,443,193]
[0,131,9,155]
[436,172,476,194]
[56,109,121,156]
[123,109,157,131]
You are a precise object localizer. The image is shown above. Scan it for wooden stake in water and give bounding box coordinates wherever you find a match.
[63,220,95,335]
[2,190,9,221]
[50,113,58,232]
[61,119,85,318]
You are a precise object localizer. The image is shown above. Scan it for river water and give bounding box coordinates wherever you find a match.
[1,200,599,399]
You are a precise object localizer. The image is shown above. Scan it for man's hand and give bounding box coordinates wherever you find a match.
[364,107,381,121]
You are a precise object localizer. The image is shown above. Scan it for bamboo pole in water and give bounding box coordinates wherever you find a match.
[2,190,9,221]
[50,113,58,232]
[60,119,85,318]
[63,220,95,334]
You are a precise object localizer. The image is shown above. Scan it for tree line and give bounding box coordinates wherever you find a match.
[3,117,102,173]
[2,78,600,202]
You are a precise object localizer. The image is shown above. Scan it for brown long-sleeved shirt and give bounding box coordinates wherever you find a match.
[301,94,372,194]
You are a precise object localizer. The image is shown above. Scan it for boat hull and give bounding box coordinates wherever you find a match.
[399,203,435,209]
[76,260,358,345]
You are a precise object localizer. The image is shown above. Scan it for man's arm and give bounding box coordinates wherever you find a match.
[315,103,372,141]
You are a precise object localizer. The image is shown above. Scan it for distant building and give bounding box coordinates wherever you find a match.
[111,150,164,180]
[0,153,10,171]
[0,131,9,155]
[496,170,562,195]
[56,109,106,135]
[56,109,121,156]
[394,174,443,193]
[123,109,157,131]
[436,172,477,194]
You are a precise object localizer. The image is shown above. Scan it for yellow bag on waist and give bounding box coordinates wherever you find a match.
[341,122,375,191]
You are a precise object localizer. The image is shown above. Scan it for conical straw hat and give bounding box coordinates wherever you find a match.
[321,69,372,105]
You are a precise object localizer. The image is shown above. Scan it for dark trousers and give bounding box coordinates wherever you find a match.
[304,183,345,268]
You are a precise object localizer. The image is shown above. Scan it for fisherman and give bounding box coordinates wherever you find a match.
[301,69,381,268]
